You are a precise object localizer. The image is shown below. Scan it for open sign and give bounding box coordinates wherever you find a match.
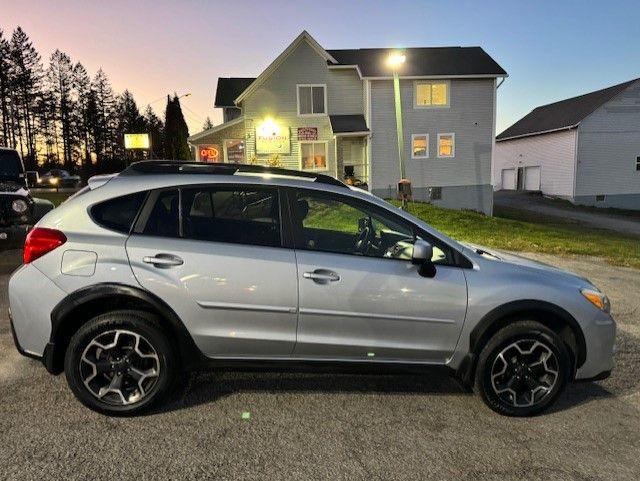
[199,145,220,162]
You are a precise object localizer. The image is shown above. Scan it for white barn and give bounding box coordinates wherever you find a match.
[494,78,640,210]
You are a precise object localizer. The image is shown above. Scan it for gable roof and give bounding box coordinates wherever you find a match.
[497,78,639,141]
[214,78,255,107]
[327,47,506,78]
[234,31,337,105]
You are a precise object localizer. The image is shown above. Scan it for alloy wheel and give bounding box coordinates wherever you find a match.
[79,329,160,406]
[490,339,559,408]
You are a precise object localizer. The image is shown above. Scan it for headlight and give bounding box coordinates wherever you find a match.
[580,288,611,313]
[11,199,28,214]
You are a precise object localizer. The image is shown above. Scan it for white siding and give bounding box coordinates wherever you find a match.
[576,80,640,196]
[493,129,577,197]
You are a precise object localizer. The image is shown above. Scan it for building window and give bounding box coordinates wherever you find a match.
[636,155,640,171]
[411,134,429,159]
[437,133,455,157]
[300,142,328,171]
[595,194,606,202]
[429,187,442,200]
[414,81,449,108]
[297,84,326,116]
[224,139,245,162]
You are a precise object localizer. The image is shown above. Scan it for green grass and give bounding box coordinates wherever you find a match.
[32,191,72,207]
[398,201,640,269]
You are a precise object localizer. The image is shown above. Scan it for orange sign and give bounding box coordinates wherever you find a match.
[199,144,220,163]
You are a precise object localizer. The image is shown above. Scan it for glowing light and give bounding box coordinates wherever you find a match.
[257,117,280,137]
[387,52,406,68]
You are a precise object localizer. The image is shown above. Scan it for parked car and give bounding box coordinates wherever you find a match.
[38,169,81,188]
[0,147,54,246]
[8,161,615,416]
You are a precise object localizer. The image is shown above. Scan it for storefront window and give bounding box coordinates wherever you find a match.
[224,139,245,162]
[300,142,328,171]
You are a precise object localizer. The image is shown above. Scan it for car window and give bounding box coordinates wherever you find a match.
[91,191,147,233]
[181,186,281,247]
[142,189,180,237]
[292,190,451,264]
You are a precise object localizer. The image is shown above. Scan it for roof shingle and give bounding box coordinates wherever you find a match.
[497,79,639,141]
[214,77,255,107]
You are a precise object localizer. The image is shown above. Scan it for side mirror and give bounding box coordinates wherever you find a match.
[411,239,433,265]
[412,239,437,278]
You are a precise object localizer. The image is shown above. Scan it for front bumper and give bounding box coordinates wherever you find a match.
[574,311,616,380]
[0,224,29,247]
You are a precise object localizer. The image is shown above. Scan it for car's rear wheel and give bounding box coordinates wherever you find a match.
[475,320,571,416]
[64,310,179,416]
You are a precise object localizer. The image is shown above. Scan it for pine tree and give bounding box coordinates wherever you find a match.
[9,27,43,169]
[164,94,191,160]
[47,50,76,170]
[115,90,145,163]
[143,105,164,159]
[202,117,213,131]
[0,29,11,147]
[72,62,94,178]
[91,68,116,161]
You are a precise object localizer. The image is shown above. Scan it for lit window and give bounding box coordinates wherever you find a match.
[438,133,455,157]
[224,139,245,162]
[411,134,429,158]
[297,85,326,115]
[300,142,327,171]
[415,81,449,107]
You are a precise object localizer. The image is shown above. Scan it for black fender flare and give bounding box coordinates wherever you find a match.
[45,282,206,374]
[456,299,587,386]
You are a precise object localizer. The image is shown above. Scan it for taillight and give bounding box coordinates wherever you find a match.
[23,228,67,264]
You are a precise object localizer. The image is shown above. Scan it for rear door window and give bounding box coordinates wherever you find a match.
[181,186,282,247]
[90,191,147,233]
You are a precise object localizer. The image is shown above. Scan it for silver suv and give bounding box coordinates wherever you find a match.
[8,161,615,416]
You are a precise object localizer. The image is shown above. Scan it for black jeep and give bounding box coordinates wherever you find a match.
[0,148,54,246]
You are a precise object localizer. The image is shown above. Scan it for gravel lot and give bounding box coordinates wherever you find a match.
[1,249,639,481]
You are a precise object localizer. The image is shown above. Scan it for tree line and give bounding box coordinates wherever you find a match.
[0,26,194,179]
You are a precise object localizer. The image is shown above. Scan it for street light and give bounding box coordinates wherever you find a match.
[387,51,408,208]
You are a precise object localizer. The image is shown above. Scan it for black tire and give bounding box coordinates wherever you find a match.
[64,310,180,416]
[474,320,571,417]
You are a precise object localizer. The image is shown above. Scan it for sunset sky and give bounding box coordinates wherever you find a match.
[2,0,639,135]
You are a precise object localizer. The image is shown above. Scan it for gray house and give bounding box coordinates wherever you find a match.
[189,31,506,214]
[494,78,640,210]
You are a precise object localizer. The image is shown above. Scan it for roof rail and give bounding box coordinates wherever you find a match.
[121,160,347,188]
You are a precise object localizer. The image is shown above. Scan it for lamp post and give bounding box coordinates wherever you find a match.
[387,52,407,208]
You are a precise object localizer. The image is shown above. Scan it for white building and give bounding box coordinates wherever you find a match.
[494,78,640,210]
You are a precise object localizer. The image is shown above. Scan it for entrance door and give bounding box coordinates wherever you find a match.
[501,168,516,190]
[126,185,298,358]
[524,166,541,191]
[288,188,468,362]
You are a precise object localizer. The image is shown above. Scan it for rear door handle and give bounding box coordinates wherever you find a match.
[143,254,184,268]
[303,269,340,284]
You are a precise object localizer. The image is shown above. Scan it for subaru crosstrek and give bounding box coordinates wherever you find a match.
[8,161,615,416]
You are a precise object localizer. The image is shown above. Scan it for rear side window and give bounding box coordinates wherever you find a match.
[142,189,180,238]
[91,192,146,233]
[181,186,281,247]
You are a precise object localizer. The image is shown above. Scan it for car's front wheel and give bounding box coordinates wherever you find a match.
[64,310,179,416]
[475,320,571,416]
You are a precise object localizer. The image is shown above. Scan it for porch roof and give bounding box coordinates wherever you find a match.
[329,115,369,135]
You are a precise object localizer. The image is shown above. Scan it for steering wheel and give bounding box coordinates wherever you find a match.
[354,217,376,254]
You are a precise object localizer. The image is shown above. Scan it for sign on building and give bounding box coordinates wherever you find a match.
[256,127,290,154]
[297,127,318,141]
[124,133,150,149]
[198,144,221,162]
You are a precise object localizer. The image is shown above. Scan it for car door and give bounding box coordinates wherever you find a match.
[126,184,298,358]
[288,188,468,363]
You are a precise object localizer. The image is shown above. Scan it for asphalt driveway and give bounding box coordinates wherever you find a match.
[1,249,639,480]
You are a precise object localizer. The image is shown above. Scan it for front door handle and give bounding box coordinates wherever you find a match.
[303,269,340,284]
[143,253,184,268]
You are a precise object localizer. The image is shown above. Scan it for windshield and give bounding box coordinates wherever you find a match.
[0,150,24,179]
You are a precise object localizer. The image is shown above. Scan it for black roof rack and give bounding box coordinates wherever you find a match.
[121,160,347,188]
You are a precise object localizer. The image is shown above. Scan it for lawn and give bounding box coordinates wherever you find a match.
[32,191,73,207]
[400,201,640,269]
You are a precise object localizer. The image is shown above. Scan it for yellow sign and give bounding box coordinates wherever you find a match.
[124,133,151,150]
[256,119,290,154]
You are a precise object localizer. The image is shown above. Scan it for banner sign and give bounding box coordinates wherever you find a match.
[297,127,318,141]
[199,144,221,162]
[256,128,290,154]
[124,133,150,150]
